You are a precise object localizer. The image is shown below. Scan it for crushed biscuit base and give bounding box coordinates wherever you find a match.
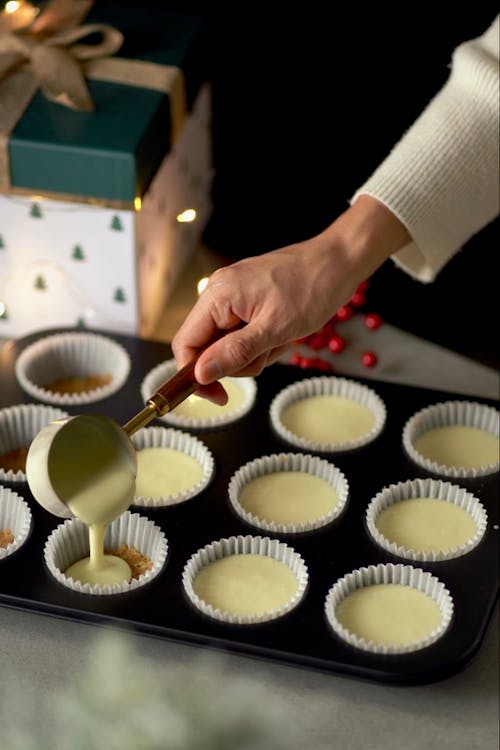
[0,446,29,473]
[109,544,153,580]
[43,374,112,394]
[0,528,15,548]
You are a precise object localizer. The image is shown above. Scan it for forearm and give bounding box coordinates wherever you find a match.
[352,15,500,282]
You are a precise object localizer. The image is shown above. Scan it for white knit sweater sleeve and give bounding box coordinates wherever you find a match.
[351,15,500,283]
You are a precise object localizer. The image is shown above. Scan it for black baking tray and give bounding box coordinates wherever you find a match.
[0,328,498,685]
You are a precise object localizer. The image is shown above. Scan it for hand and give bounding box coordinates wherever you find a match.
[172,196,410,403]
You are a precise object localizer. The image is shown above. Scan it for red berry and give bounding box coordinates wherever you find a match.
[362,351,378,368]
[357,279,371,292]
[328,334,346,354]
[313,358,334,372]
[365,313,384,330]
[307,332,327,351]
[289,352,303,367]
[300,357,316,369]
[321,320,337,337]
[350,291,367,308]
[336,305,354,322]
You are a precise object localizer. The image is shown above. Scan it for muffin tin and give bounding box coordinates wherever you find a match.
[0,328,498,684]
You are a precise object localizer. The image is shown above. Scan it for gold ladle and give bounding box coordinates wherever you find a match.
[26,356,201,520]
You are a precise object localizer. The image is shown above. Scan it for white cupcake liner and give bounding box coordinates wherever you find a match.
[44,511,168,596]
[366,478,488,562]
[403,401,499,478]
[228,452,349,534]
[0,404,69,483]
[270,376,386,453]
[182,534,309,624]
[140,359,257,429]
[324,563,453,654]
[0,485,33,560]
[131,426,215,507]
[15,332,131,406]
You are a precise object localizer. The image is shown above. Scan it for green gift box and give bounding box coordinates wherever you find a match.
[0,4,212,339]
[6,3,207,203]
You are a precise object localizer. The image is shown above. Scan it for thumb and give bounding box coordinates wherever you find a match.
[195,324,268,383]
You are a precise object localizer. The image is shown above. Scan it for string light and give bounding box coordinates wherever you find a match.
[176,208,196,223]
[197,276,209,296]
[1,0,39,30]
[4,1,21,13]
[0,300,6,318]
[134,197,142,211]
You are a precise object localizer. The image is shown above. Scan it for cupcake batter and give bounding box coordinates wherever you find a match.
[64,455,135,586]
[281,396,375,445]
[239,471,339,525]
[375,497,478,553]
[173,378,246,419]
[193,554,298,616]
[414,425,499,469]
[136,447,203,498]
[336,584,442,647]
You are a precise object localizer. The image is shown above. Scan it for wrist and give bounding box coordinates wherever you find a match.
[321,195,411,284]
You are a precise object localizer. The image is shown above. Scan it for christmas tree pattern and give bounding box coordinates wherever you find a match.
[76,317,86,328]
[0,234,5,249]
[34,275,47,290]
[30,202,43,219]
[72,244,85,261]
[113,287,126,303]
[110,215,124,231]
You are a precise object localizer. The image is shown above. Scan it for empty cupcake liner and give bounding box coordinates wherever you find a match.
[131,426,215,507]
[0,485,33,560]
[403,401,499,478]
[228,452,349,534]
[182,534,309,624]
[141,359,257,429]
[366,478,488,562]
[0,404,69,483]
[15,331,131,405]
[44,511,168,595]
[270,376,386,453]
[324,563,453,654]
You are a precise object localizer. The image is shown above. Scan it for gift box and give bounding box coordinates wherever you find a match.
[0,3,213,338]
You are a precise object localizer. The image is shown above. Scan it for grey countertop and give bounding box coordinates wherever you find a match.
[0,323,498,749]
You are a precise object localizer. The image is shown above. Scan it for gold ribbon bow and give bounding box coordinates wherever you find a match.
[0,22,124,110]
[0,4,187,195]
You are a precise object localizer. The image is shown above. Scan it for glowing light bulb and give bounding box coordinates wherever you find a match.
[0,300,6,317]
[176,208,197,223]
[2,1,39,30]
[134,197,142,211]
[197,277,209,296]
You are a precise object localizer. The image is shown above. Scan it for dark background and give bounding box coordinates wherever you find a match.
[118,4,499,369]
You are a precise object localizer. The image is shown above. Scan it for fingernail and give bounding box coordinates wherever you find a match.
[199,359,223,384]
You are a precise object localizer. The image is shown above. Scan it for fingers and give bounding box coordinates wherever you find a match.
[192,381,229,405]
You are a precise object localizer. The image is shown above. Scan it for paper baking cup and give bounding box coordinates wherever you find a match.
[366,478,488,562]
[324,563,453,654]
[403,401,499,478]
[270,376,386,453]
[44,511,168,596]
[0,404,69,483]
[15,332,131,406]
[141,359,257,429]
[182,535,309,624]
[131,426,215,507]
[228,452,349,534]
[0,486,33,560]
